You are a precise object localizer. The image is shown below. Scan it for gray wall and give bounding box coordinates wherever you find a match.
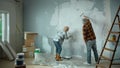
[24,0,120,58]
[0,0,24,54]
[110,0,120,21]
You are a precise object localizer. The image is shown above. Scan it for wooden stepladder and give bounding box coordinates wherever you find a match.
[96,6,120,68]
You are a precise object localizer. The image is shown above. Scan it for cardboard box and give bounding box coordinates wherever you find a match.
[24,40,35,47]
[26,35,36,40]
[24,42,34,47]
[24,52,34,58]
[25,39,34,42]
[23,46,35,52]
[24,32,38,40]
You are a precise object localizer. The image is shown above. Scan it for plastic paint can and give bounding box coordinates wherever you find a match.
[112,35,116,41]
[17,53,24,59]
[15,58,24,66]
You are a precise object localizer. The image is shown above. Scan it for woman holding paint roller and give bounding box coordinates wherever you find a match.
[53,26,70,61]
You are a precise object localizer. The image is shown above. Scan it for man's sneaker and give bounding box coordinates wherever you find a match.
[83,62,91,65]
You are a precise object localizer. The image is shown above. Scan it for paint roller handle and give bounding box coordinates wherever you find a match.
[83,16,89,19]
[65,33,72,40]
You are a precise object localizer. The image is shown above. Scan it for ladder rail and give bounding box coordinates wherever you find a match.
[109,15,120,68]
[109,32,120,68]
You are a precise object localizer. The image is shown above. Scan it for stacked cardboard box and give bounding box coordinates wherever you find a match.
[23,46,35,58]
[23,32,38,58]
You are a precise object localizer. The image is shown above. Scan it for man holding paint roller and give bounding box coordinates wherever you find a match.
[82,16,98,65]
[53,26,70,61]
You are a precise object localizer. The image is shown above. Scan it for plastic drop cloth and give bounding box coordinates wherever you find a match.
[53,64,78,68]
[32,53,57,66]
[32,53,95,68]
[32,53,77,66]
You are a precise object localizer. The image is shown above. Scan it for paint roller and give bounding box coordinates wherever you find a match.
[80,12,84,17]
[80,12,89,19]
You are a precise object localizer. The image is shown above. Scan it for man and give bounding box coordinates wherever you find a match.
[53,26,69,61]
[82,16,98,65]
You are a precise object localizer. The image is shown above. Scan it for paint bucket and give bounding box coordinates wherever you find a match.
[17,53,24,59]
[34,48,41,63]
[15,58,24,66]
[34,48,40,53]
[112,35,116,41]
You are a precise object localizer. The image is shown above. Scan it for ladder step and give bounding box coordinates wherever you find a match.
[116,14,119,17]
[96,64,106,68]
[114,23,120,25]
[107,40,116,42]
[112,63,120,65]
[104,48,114,52]
[110,32,120,34]
[101,56,111,61]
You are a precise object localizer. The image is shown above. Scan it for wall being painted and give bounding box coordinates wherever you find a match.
[24,0,119,58]
[0,0,24,54]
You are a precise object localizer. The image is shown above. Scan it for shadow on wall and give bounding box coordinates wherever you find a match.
[48,37,55,55]
[41,36,54,54]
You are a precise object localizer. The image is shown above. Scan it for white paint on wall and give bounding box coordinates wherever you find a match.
[50,0,110,57]
[24,0,115,58]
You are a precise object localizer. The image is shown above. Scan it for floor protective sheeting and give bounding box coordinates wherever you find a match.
[32,53,95,68]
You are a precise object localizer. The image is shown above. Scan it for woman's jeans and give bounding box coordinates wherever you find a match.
[86,40,98,64]
[53,41,62,55]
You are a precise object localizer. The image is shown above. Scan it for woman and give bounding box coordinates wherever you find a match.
[53,26,69,61]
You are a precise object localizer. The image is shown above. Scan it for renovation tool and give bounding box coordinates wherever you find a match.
[96,5,120,68]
